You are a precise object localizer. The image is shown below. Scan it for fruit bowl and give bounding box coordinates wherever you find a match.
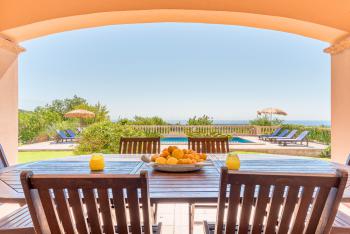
[148,162,207,172]
[141,146,209,172]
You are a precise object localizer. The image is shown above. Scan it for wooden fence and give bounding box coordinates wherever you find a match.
[130,125,280,136]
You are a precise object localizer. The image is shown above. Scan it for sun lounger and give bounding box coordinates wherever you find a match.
[258,127,281,140]
[269,129,298,143]
[66,129,77,138]
[56,130,75,142]
[277,130,310,146]
[264,129,289,141]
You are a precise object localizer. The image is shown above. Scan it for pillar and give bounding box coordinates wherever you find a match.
[0,37,24,165]
[325,37,350,163]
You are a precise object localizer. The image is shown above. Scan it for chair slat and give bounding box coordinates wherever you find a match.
[238,184,255,234]
[127,187,142,234]
[251,185,270,234]
[277,186,300,234]
[112,188,128,234]
[264,185,284,233]
[140,172,152,234]
[304,186,331,234]
[290,187,315,234]
[147,141,152,154]
[82,188,102,234]
[225,184,241,234]
[215,168,228,234]
[38,189,62,233]
[127,141,132,154]
[137,141,143,154]
[98,188,115,234]
[68,189,89,234]
[53,189,75,234]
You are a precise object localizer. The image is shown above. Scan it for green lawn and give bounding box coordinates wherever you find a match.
[18,151,74,163]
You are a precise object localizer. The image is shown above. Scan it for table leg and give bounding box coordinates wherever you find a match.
[189,203,195,234]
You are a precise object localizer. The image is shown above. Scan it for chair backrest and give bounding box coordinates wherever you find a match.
[119,137,160,154]
[188,137,229,153]
[0,144,9,168]
[215,167,348,234]
[66,129,76,138]
[285,129,298,138]
[277,129,289,137]
[296,130,310,140]
[21,171,153,234]
[270,128,282,136]
[56,130,68,139]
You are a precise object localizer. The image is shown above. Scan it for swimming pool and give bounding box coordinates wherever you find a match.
[160,137,253,144]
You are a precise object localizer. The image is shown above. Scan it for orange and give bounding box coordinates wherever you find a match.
[151,154,159,162]
[167,157,178,165]
[172,149,184,159]
[168,146,177,153]
[155,157,167,164]
[200,153,207,160]
[161,149,170,157]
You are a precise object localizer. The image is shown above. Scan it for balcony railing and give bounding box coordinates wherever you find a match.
[129,125,280,136]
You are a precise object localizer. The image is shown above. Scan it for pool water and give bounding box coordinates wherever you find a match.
[160,137,253,144]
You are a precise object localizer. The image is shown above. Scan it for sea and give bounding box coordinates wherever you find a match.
[166,120,330,127]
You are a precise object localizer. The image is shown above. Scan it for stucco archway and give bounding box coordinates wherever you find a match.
[0,0,350,164]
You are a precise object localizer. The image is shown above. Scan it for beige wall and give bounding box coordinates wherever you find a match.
[331,47,350,163]
[0,47,18,165]
[1,1,349,43]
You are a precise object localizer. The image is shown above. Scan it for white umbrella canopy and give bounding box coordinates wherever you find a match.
[64,109,95,118]
[64,109,95,127]
[257,108,287,120]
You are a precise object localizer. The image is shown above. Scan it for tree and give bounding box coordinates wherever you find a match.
[187,115,213,125]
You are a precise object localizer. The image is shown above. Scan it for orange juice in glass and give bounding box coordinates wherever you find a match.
[226,153,240,170]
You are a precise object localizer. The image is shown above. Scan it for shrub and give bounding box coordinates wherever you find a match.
[282,124,331,144]
[187,115,213,125]
[75,121,160,154]
[116,116,168,125]
[249,115,283,126]
[320,146,331,158]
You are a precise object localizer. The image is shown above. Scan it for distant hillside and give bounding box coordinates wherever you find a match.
[19,109,32,113]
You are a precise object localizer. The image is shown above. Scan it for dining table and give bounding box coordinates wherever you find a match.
[0,153,349,233]
[1,153,349,204]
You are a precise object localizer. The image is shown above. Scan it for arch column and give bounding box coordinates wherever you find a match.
[325,37,350,163]
[0,37,24,165]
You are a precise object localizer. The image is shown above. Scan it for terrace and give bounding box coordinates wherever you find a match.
[1,1,350,233]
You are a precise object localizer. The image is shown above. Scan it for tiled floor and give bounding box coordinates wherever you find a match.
[1,203,349,233]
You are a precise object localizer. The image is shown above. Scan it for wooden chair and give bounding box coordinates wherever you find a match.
[119,137,160,154]
[20,170,161,234]
[0,144,9,169]
[188,137,229,154]
[204,167,348,234]
[187,137,229,233]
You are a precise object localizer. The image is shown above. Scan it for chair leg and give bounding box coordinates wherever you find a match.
[189,203,195,234]
[153,203,158,223]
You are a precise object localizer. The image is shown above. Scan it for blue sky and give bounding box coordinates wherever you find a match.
[19,23,330,121]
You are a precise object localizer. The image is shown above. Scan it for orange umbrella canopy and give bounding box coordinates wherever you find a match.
[64,109,95,119]
[258,108,287,116]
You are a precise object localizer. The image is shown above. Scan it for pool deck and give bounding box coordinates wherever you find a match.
[18,137,327,157]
